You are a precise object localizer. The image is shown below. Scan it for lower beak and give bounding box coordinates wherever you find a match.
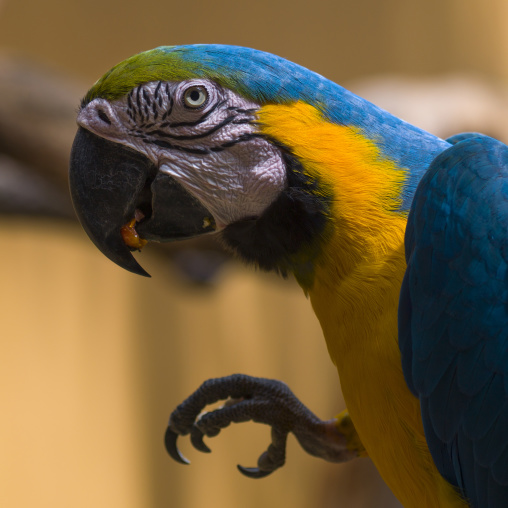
[69,127,216,276]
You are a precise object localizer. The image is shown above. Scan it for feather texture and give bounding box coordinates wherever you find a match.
[400,135,508,507]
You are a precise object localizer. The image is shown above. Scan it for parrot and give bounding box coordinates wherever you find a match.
[68,44,508,508]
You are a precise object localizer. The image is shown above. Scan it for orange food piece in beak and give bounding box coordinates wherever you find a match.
[121,218,148,250]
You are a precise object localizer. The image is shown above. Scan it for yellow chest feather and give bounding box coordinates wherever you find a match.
[310,243,466,508]
[258,102,468,508]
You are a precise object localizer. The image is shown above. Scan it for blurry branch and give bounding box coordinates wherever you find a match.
[0,54,83,218]
[0,155,73,217]
[0,54,82,188]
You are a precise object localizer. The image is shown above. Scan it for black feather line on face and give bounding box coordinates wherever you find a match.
[220,148,333,288]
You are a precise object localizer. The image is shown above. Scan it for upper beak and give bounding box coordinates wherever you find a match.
[69,127,216,277]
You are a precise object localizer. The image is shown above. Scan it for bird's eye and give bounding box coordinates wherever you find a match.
[183,86,208,109]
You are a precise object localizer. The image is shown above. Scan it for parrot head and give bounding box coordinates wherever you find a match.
[70,45,333,281]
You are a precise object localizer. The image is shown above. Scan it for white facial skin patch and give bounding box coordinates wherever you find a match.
[77,80,287,229]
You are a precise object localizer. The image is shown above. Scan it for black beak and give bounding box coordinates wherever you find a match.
[69,127,216,277]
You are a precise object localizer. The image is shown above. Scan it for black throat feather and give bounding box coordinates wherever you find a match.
[220,149,333,289]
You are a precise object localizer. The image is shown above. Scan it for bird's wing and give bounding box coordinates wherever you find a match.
[399,134,508,508]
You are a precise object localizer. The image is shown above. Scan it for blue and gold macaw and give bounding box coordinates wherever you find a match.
[69,45,508,508]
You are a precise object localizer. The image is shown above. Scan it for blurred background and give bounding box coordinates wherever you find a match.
[0,1,507,507]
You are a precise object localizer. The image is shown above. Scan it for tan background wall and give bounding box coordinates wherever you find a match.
[0,1,507,507]
[2,0,508,86]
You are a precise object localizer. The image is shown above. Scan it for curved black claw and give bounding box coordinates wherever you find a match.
[237,465,273,479]
[166,373,356,478]
[190,426,211,453]
[164,427,190,465]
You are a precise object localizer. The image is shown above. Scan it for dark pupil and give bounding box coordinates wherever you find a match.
[190,90,201,102]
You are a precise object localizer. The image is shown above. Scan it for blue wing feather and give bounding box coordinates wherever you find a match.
[399,135,508,507]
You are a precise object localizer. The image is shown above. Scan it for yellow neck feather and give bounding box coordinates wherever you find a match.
[257,101,408,287]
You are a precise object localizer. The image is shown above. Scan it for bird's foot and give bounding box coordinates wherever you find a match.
[165,374,360,478]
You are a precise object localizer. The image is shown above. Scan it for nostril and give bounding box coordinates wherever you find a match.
[97,109,112,125]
